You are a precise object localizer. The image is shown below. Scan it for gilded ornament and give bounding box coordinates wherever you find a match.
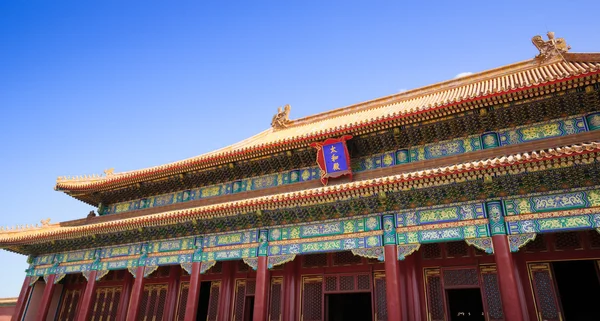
[271,104,291,129]
[532,31,570,61]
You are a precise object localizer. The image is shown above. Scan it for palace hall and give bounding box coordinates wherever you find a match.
[2,32,600,321]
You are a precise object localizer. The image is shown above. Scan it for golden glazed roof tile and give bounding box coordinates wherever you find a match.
[7,141,600,246]
[55,55,600,192]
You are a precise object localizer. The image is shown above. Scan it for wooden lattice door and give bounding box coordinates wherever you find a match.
[269,277,283,321]
[479,265,504,321]
[301,276,323,321]
[232,279,248,321]
[206,281,221,321]
[373,272,387,321]
[424,268,445,321]
[89,286,122,321]
[528,263,562,321]
[138,284,168,321]
[174,282,189,321]
[56,288,82,321]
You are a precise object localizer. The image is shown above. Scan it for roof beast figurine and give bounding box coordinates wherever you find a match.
[271,104,291,129]
[532,31,571,61]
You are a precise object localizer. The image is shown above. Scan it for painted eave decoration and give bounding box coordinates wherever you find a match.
[3,140,600,252]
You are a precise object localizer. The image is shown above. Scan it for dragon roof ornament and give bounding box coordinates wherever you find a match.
[532,31,571,61]
[271,104,291,130]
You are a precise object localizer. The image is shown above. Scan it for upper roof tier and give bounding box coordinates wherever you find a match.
[55,32,600,194]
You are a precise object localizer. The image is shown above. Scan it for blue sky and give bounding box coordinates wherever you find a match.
[1,0,599,296]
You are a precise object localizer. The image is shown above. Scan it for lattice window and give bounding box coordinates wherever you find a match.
[529,264,561,321]
[425,269,445,321]
[269,278,282,321]
[56,288,81,321]
[339,275,355,291]
[246,280,256,295]
[332,251,362,266]
[446,241,469,258]
[357,275,370,290]
[325,276,337,292]
[374,276,387,321]
[524,234,547,252]
[443,268,479,287]
[302,278,323,321]
[207,281,221,321]
[422,243,442,259]
[589,230,600,249]
[175,282,189,321]
[303,253,328,268]
[138,284,168,321]
[481,267,504,321]
[88,286,122,321]
[233,280,246,321]
[554,232,582,250]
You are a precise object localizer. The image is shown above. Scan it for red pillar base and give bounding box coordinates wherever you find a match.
[253,256,270,321]
[384,245,403,321]
[492,235,525,321]
[184,263,202,321]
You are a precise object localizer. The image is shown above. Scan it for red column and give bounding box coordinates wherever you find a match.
[492,235,525,321]
[384,245,403,321]
[282,260,297,321]
[405,255,423,321]
[75,271,98,321]
[115,270,134,321]
[35,274,56,321]
[184,263,202,321]
[11,276,31,321]
[125,267,145,321]
[164,265,181,321]
[253,256,270,321]
[217,262,235,321]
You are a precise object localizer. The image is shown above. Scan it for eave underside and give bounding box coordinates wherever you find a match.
[5,140,600,255]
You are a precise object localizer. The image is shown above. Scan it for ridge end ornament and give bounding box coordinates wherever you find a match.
[271,104,291,130]
[310,135,353,186]
[532,31,570,61]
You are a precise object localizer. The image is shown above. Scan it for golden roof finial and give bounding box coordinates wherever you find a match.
[271,104,291,130]
[104,168,115,176]
[41,218,51,227]
[532,31,571,61]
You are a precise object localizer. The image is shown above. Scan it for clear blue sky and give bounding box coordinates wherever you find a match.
[1,0,599,297]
